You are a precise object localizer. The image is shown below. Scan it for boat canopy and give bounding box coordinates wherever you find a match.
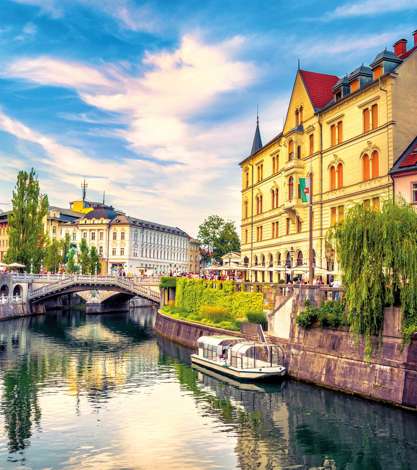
[197,336,242,348]
[229,342,285,369]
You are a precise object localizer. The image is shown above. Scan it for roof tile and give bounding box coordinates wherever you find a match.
[300,70,339,110]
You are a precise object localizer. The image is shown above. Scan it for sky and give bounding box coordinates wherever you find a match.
[0,0,417,235]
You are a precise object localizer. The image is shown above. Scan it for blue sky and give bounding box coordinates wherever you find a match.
[0,0,417,234]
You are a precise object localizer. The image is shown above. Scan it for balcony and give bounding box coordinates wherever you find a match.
[283,158,304,176]
[283,198,303,212]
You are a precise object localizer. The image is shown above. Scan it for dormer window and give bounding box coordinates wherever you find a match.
[335,91,342,101]
[350,79,360,93]
[373,65,383,80]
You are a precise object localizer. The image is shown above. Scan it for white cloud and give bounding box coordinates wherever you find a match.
[0,34,271,233]
[12,0,62,18]
[327,0,417,19]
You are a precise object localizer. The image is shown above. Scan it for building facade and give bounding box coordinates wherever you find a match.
[240,31,417,282]
[187,238,201,273]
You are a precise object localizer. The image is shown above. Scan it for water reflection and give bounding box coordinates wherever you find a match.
[0,308,416,469]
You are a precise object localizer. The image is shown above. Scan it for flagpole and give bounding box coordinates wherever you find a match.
[308,171,314,284]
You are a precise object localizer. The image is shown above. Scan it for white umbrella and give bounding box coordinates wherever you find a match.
[8,262,26,268]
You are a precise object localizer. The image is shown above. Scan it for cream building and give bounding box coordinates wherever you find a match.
[240,31,417,283]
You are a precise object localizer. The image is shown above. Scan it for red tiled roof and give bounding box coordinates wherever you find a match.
[399,143,417,168]
[299,70,339,110]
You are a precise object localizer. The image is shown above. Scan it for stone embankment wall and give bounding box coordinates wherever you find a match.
[0,302,45,321]
[154,307,417,410]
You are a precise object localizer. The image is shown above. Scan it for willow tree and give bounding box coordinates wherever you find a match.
[331,201,417,346]
[5,169,48,272]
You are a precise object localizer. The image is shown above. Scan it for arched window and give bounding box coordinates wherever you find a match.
[275,188,279,207]
[362,153,370,181]
[371,150,379,178]
[297,251,303,266]
[254,255,258,266]
[286,252,292,268]
[288,140,294,160]
[337,162,343,188]
[271,189,275,209]
[277,252,282,266]
[363,108,370,133]
[243,200,248,219]
[288,176,294,201]
[329,166,336,190]
[268,254,273,267]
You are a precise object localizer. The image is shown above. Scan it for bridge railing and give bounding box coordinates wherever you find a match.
[7,273,161,285]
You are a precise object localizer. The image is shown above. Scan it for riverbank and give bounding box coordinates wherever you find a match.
[154,309,417,410]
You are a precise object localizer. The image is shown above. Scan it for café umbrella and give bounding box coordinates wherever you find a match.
[7,262,26,269]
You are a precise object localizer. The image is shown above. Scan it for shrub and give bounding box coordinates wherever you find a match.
[296,307,318,329]
[200,305,232,323]
[160,276,177,288]
[296,300,347,329]
[246,311,267,329]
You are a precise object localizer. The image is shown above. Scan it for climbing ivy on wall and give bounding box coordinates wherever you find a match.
[175,278,263,320]
[331,201,417,346]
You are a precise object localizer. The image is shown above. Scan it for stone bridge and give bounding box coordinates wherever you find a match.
[28,275,160,304]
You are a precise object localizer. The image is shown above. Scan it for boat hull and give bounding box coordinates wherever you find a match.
[191,354,286,381]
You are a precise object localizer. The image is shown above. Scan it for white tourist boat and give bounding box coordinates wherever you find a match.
[191,335,286,381]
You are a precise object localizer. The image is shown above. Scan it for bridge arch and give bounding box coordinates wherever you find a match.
[0,284,9,296]
[13,284,23,297]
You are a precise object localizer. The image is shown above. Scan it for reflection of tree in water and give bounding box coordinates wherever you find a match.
[0,308,157,455]
[1,356,43,453]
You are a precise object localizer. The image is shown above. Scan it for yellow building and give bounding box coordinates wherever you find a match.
[187,238,201,273]
[240,32,417,283]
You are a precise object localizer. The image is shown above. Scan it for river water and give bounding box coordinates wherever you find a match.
[0,308,416,470]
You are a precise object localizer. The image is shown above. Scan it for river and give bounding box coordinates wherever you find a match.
[0,307,416,470]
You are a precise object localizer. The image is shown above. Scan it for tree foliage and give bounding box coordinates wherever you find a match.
[331,201,417,345]
[5,169,48,272]
[89,246,100,274]
[78,238,90,274]
[44,239,62,273]
[197,215,240,262]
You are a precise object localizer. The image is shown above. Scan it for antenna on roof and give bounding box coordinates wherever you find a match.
[81,179,88,202]
[297,58,301,70]
[102,191,106,205]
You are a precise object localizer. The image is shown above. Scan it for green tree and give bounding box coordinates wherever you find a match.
[89,246,100,275]
[198,215,240,262]
[66,248,78,273]
[61,233,71,263]
[44,239,62,273]
[331,200,417,348]
[78,238,90,274]
[5,169,48,272]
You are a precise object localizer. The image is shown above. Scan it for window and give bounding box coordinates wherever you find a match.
[412,184,417,203]
[244,169,249,189]
[364,199,371,209]
[120,248,124,256]
[272,221,279,239]
[99,231,104,241]
[362,154,370,181]
[371,150,379,178]
[338,205,344,222]
[288,176,294,201]
[91,231,96,241]
[371,104,378,129]
[295,109,299,127]
[331,207,337,226]
[330,124,336,146]
[373,65,383,80]
[243,200,248,219]
[286,218,290,235]
[112,248,116,256]
[350,79,360,93]
[256,163,263,182]
[244,229,248,244]
[297,145,301,159]
[296,216,302,233]
[372,197,380,211]
[272,156,277,174]
[82,231,87,239]
[256,194,263,214]
[72,232,76,241]
[309,133,314,155]
[337,121,343,144]
[113,231,117,240]
[99,246,103,255]
[288,140,294,161]
[329,166,336,190]
[299,106,303,124]
[337,163,343,189]
[256,226,263,242]
[271,188,279,209]
[363,108,370,133]
[121,231,125,241]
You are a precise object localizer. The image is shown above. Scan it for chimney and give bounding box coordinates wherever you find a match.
[393,38,407,57]
[414,30,417,47]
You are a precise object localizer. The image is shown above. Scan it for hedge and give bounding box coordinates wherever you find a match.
[175,278,264,320]
[160,276,177,288]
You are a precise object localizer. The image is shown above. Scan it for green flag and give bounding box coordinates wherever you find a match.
[299,177,310,203]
